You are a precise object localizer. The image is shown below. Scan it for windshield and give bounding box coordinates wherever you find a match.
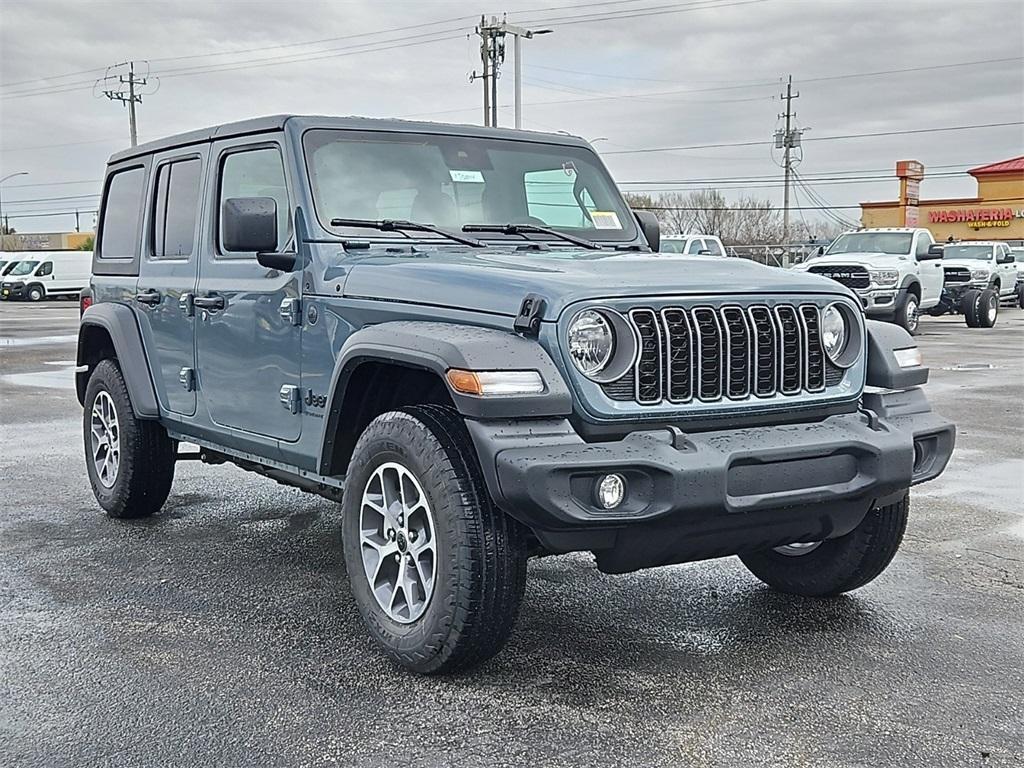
[303,129,637,245]
[8,260,38,276]
[943,244,994,261]
[826,232,913,256]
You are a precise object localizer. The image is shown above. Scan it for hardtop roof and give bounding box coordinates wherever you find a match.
[107,114,591,165]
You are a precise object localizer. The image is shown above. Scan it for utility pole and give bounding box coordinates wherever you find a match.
[472,17,550,128]
[775,75,802,244]
[101,61,148,147]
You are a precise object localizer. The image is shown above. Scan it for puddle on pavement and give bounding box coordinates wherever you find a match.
[2,365,76,390]
[0,334,78,348]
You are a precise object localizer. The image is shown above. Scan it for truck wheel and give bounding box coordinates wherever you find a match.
[27,285,44,302]
[894,292,920,335]
[739,494,909,597]
[83,358,176,518]
[1017,284,1024,309]
[961,289,981,327]
[969,288,999,328]
[341,405,527,674]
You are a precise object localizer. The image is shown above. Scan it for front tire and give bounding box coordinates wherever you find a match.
[27,284,44,302]
[739,494,909,597]
[894,292,920,335]
[83,359,176,518]
[341,405,527,674]
[1017,284,1024,309]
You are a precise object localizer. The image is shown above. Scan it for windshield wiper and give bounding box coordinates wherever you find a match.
[330,217,486,248]
[462,223,603,250]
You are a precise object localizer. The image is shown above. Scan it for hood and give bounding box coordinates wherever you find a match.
[798,252,911,269]
[340,247,850,319]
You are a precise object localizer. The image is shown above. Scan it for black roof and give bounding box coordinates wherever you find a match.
[108,114,589,164]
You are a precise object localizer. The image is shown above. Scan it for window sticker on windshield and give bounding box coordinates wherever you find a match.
[449,169,484,183]
[591,211,622,230]
[561,162,577,177]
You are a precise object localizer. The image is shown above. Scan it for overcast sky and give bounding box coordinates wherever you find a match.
[1,0,1022,235]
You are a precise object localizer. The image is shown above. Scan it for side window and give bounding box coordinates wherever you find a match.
[705,239,724,256]
[98,167,146,259]
[218,147,290,255]
[36,261,53,276]
[524,169,594,228]
[687,238,703,254]
[152,158,202,259]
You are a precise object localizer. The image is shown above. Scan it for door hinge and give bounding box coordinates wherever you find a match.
[279,297,302,326]
[179,292,195,317]
[279,384,301,414]
[179,367,196,392]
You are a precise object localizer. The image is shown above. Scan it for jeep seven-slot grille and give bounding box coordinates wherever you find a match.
[604,303,832,405]
[943,266,971,284]
[807,264,870,290]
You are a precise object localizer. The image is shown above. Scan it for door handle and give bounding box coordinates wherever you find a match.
[134,289,162,306]
[193,294,226,311]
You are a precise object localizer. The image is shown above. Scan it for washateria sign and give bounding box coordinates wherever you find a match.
[928,208,1024,228]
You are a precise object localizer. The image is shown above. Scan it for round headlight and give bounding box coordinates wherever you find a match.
[568,309,614,377]
[821,303,848,363]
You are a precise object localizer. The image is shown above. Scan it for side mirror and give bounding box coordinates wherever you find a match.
[633,209,660,252]
[223,197,297,271]
[817,246,825,256]
[999,253,1014,264]
[921,244,944,261]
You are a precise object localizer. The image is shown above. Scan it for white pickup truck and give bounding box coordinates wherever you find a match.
[793,228,943,334]
[930,240,1018,327]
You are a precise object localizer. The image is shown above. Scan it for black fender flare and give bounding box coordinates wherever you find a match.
[898,274,921,300]
[77,303,160,418]
[318,321,572,474]
[864,319,928,390]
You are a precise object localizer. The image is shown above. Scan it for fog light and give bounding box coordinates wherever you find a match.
[595,473,626,510]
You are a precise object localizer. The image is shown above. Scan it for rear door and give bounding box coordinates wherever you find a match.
[194,136,301,441]
[133,150,206,416]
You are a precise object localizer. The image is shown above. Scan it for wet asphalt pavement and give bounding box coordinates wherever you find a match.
[0,301,1022,768]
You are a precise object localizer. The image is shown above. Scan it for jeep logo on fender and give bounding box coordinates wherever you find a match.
[304,390,327,409]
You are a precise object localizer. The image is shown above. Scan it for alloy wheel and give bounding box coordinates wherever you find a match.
[90,391,120,488]
[359,461,437,624]
[906,296,919,333]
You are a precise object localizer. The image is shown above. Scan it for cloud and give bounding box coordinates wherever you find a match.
[1,0,1021,232]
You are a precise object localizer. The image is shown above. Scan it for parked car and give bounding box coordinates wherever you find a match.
[1011,247,1024,308]
[793,228,942,334]
[929,241,1018,326]
[660,234,727,256]
[78,115,954,674]
[0,250,92,301]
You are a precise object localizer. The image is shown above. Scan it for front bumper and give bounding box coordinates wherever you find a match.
[855,286,901,314]
[0,282,26,299]
[467,389,954,570]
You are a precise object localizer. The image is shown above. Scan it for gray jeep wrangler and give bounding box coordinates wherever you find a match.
[78,115,955,674]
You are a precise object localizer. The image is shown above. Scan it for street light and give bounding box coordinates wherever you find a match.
[0,171,29,242]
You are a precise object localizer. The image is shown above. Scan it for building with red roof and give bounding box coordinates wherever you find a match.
[861,156,1024,241]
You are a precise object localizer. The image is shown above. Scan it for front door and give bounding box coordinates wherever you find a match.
[194,137,302,441]
[915,234,943,305]
[133,150,205,416]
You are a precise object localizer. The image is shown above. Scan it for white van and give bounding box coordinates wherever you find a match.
[0,250,92,301]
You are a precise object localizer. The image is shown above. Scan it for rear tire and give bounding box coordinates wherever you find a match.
[894,292,920,335]
[83,359,176,518]
[341,405,527,674]
[975,288,998,327]
[740,494,909,597]
[961,289,981,327]
[1017,284,1024,309]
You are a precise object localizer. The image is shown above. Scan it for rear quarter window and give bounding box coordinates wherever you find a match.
[95,164,148,275]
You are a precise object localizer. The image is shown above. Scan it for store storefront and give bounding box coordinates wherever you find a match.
[861,157,1024,242]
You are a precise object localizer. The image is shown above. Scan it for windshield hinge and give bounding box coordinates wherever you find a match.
[514,294,546,337]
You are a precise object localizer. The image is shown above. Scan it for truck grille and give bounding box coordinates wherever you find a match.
[606,303,830,406]
[943,266,971,284]
[807,265,870,290]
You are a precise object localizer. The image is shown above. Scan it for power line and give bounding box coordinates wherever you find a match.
[603,121,1024,154]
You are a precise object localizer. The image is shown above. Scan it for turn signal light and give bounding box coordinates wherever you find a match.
[445,369,545,396]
